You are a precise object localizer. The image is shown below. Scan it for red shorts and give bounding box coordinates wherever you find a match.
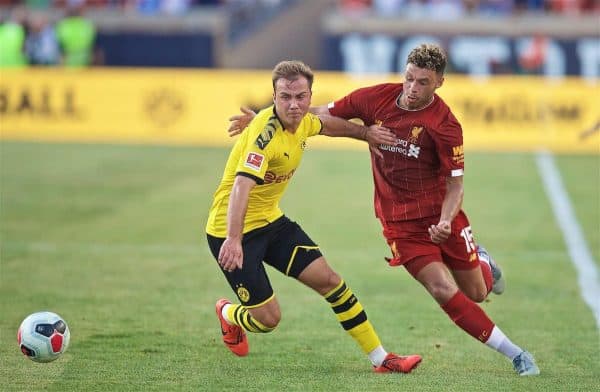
[382,210,479,277]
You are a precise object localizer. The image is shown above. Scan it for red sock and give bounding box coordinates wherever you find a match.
[480,260,493,294]
[441,291,495,343]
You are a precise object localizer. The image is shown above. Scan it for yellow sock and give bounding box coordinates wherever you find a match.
[324,280,382,354]
[225,303,274,333]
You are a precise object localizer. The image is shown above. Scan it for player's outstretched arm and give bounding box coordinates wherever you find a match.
[319,114,367,139]
[228,105,329,137]
[319,114,397,147]
[309,104,330,116]
[228,107,256,137]
[227,105,397,147]
[227,105,345,137]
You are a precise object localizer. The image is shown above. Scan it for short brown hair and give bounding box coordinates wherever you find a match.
[272,60,314,91]
[407,44,447,75]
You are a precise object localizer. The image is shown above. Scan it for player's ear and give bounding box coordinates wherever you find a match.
[437,76,444,88]
[272,91,276,102]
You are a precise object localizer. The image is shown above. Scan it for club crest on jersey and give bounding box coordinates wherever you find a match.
[244,152,264,172]
[255,116,278,150]
[407,126,424,144]
[236,284,250,302]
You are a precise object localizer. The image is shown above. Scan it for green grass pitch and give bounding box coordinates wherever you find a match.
[1,141,598,391]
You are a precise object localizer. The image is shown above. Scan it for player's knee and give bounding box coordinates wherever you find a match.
[312,268,341,296]
[464,287,487,303]
[467,290,487,303]
[256,310,281,330]
[424,280,457,303]
[325,270,342,292]
[249,301,281,330]
[299,257,342,295]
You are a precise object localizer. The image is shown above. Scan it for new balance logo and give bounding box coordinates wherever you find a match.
[408,144,421,158]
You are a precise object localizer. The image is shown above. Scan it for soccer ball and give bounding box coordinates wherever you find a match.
[17,311,70,363]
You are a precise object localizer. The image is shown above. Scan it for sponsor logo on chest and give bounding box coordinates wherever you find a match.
[264,169,296,184]
[378,125,424,159]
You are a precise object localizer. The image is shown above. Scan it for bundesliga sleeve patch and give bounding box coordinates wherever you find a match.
[244,152,265,172]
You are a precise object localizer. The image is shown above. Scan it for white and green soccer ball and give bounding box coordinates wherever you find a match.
[17,311,70,363]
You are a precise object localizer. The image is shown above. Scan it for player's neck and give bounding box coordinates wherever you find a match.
[396,92,434,111]
[275,108,299,133]
[282,122,298,133]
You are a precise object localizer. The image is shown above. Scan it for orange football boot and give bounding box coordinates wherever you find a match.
[215,299,248,357]
[373,353,422,373]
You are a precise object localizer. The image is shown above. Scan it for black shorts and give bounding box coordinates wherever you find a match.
[206,215,323,307]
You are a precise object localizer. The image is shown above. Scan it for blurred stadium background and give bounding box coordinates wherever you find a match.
[2,0,598,71]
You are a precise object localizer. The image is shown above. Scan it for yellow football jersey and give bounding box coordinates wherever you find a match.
[206,106,322,237]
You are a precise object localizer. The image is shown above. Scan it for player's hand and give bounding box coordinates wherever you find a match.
[218,238,243,272]
[365,125,396,159]
[366,124,396,145]
[429,220,451,244]
[228,107,256,137]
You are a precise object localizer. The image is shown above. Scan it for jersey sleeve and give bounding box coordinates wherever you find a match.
[234,113,276,185]
[306,112,323,137]
[327,86,375,124]
[434,110,465,178]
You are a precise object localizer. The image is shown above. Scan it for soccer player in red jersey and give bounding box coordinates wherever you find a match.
[228,44,540,376]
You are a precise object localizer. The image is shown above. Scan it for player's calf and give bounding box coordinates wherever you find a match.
[477,245,505,295]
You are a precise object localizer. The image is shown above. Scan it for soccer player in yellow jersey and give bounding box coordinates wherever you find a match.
[206,60,421,373]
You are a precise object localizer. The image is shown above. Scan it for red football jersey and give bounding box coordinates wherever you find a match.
[328,83,465,222]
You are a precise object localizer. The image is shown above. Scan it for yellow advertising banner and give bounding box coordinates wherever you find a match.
[0,68,598,153]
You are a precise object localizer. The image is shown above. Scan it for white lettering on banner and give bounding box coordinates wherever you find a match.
[340,33,397,75]
[338,34,600,78]
[576,39,600,82]
[515,38,566,78]
[450,37,511,76]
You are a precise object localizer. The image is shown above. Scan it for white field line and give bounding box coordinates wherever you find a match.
[536,151,600,330]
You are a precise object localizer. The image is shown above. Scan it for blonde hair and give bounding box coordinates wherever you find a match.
[407,44,447,75]
[272,60,314,91]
